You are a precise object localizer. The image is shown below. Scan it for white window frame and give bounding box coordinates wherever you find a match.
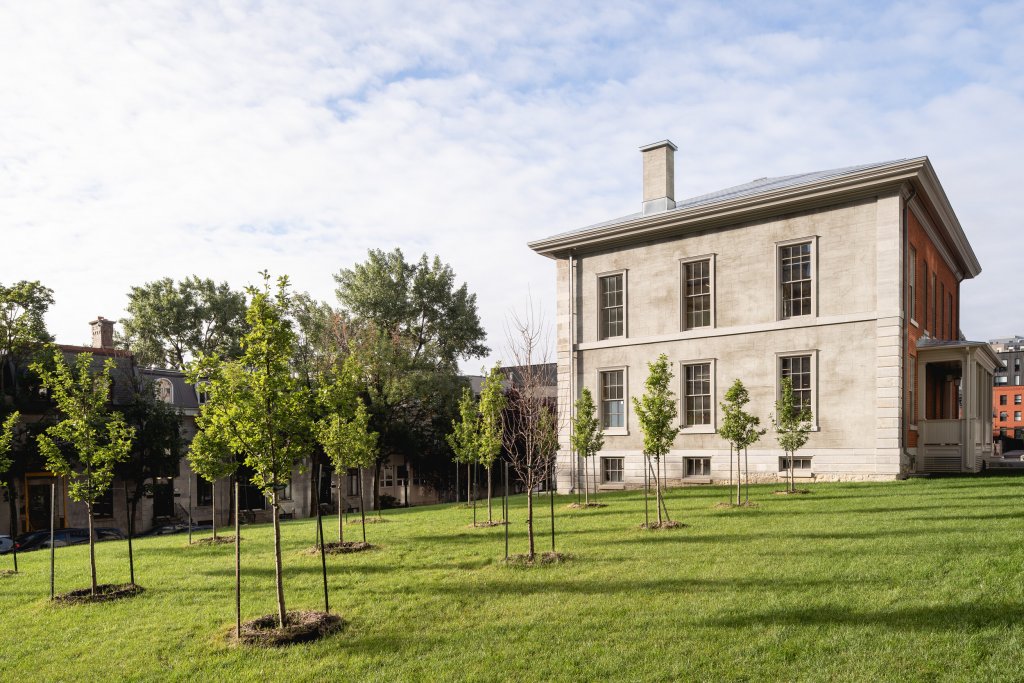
[596,269,627,341]
[776,236,818,321]
[684,457,711,480]
[779,455,814,477]
[154,377,174,404]
[679,358,716,434]
[601,456,624,484]
[679,254,716,332]
[382,464,395,488]
[597,366,628,436]
[907,245,918,327]
[908,357,918,427]
[776,349,820,431]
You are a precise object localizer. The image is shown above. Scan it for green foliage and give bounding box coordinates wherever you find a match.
[447,387,480,466]
[188,273,312,495]
[31,351,135,507]
[317,397,378,474]
[121,276,247,371]
[477,364,506,469]
[117,378,186,504]
[0,411,19,487]
[0,280,54,397]
[632,354,680,459]
[772,376,813,454]
[717,379,766,451]
[570,387,603,460]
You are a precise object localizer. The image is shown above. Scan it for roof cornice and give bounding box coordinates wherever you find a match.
[528,157,981,279]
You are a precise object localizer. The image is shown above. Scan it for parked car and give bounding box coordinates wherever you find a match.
[138,522,211,537]
[0,535,13,555]
[14,527,124,552]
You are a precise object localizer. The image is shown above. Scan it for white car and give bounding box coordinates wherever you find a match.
[0,535,13,555]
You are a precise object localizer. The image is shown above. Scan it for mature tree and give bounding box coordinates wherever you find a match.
[501,307,558,560]
[115,374,186,533]
[187,424,238,542]
[772,377,813,494]
[32,352,135,595]
[570,387,604,507]
[717,379,766,506]
[0,412,17,571]
[0,280,54,537]
[317,393,378,544]
[120,276,247,371]
[632,354,681,527]
[189,273,313,628]
[335,249,487,508]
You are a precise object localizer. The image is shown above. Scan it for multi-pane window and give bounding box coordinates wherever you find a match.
[999,411,1008,421]
[382,464,394,487]
[601,370,625,429]
[947,293,954,338]
[683,363,712,426]
[1000,394,1008,405]
[599,274,624,339]
[197,477,213,506]
[929,272,937,334]
[779,456,812,471]
[780,355,812,413]
[908,361,917,425]
[347,468,359,496]
[683,259,711,329]
[1016,412,1022,422]
[602,457,624,483]
[938,281,945,337]
[907,246,917,321]
[93,489,114,517]
[780,242,812,318]
[1015,394,1022,405]
[685,457,711,477]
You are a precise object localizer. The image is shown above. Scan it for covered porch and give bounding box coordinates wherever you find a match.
[915,340,999,473]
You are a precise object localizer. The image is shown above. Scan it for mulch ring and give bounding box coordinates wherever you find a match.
[0,569,17,578]
[639,520,688,530]
[773,489,811,495]
[192,536,240,546]
[235,610,344,647]
[566,502,607,509]
[364,517,389,524]
[505,551,571,566]
[468,520,505,528]
[53,583,144,605]
[713,501,760,509]
[304,541,374,555]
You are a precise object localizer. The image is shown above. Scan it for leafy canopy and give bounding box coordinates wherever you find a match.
[772,376,813,454]
[0,411,19,487]
[188,273,312,495]
[32,351,135,506]
[0,280,54,397]
[717,379,766,451]
[570,387,604,460]
[632,354,681,459]
[317,397,378,474]
[116,377,186,498]
[477,364,506,469]
[121,276,247,371]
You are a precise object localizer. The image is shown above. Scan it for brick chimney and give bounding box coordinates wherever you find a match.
[90,316,115,349]
[640,139,677,216]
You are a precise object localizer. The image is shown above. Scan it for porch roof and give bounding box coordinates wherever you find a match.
[916,338,1002,368]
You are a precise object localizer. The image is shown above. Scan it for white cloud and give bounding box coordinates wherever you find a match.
[0,1,1021,360]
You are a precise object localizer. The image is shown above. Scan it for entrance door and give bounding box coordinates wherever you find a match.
[26,478,57,532]
[153,482,175,518]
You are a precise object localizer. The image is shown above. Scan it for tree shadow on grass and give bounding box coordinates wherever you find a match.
[705,602,1024,631]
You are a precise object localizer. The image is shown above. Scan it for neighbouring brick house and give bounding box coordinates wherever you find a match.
[990,336,1024,443]
[528,140,998,491]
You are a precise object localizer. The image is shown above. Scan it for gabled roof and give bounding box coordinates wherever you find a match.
[528,156,981,279]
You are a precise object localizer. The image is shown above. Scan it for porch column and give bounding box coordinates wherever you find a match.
[962,348,974,469]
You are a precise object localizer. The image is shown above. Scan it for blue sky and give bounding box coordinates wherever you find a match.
[2,1,1021,367]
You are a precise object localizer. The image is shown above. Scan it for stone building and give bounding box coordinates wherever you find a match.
[528,140,998,491]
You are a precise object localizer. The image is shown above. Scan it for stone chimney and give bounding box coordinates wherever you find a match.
[640,139,677,216]
[90,316,115,349]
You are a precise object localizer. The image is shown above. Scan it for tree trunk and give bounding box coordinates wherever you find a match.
[744,447,749,504]
[526,488,535,560]
[472,464,477,526]
[87,503,97,596]
[234,480,240,641]
[584,457,589,506]
[125,483,135,586]
[342,473,350,540]
[735,446,742,506]
[655,457,663,526]
[212,480,218,541]
[643,456,649,527]
[272,489,287,628]
[466,463,471,503]
[358,468,367,543]
[487,466,493,523]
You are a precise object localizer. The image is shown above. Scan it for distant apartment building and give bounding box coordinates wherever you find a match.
[990,336,1024,440]
[529,140,997,490]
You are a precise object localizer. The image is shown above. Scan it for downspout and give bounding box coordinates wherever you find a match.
[899,185,917,479]
[568,251,577,495]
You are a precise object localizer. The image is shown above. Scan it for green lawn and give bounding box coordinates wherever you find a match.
[3,477,1024,682]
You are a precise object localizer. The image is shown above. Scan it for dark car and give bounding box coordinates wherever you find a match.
[14,527,124,552]
[0,535,13,555]
[138,522,211,537]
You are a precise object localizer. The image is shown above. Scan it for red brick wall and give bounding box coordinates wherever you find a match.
[993,386,1024,437]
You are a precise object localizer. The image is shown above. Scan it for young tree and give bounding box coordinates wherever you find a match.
[0,412,17,572]
[0,280,54,539]
[477,364,506,523]
[189,273,313,628]
[32,352,135,595]
[570,387,603,507]
[501,306,558,560]
[447,387,481,519]
[632,354,681,527]
[120,276,247,371]
[717,379,766,506]
[317,389,378,544]
[187,424,238,541]
[772,377,813,494]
